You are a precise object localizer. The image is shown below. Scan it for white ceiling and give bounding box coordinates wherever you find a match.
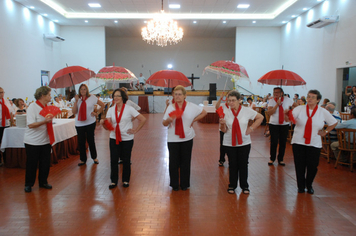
[14,0,325,37]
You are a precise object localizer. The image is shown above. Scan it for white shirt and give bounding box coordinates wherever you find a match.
[74,95,98,127]
[106,105,140,141]
[163,101,203,142]
[11,104,18,115]
[53,101,61,108]
[24,102,50,145]
[291,105,338,148]
[138,76,146,83]
[0,98,13,127]
[223,106,258,147]
[268,96,294,125]
[59,100,65,108]
[126,100,141,111]
[247,102,257,109]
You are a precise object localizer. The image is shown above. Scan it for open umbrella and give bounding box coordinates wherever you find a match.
[257,70,306,86]
[95,63,138,82]
[146,70,192,88]
[49,66,96,89]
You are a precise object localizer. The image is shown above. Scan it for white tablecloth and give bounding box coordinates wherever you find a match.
[0,119,77,151]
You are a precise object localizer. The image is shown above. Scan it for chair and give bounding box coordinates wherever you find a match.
[287,124,294,143]
[320,125,333,163]
[335,128,356,172]
[264,111,270,136]
[340,112,350,121]
[61,109,68,118]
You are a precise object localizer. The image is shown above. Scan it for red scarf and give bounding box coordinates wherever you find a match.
[225,103,229,109]
[0,98,10,127]
[231,106,243,146]
[115,104,125,144]
[78,96,88,121]
[303,104,318,144]
[274,96,284,124]
[175,101,187,138]
[172,98,175,104]
[36,100,55,145]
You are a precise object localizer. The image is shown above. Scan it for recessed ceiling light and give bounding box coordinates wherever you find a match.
[303,8,308,11]
[114,20,118,23]
[237,4,250,9]
[252,21,256,23]
[222,21,226,24]
[85,20,88,23]
[88,3,101,8]
[43,14,48,16]
[193,21,197,24]
[292,15,296,17]
[169,4,180,9]
[29,6,35,9]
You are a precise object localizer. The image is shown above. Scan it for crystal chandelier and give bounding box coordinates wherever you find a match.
[141,0,183,47]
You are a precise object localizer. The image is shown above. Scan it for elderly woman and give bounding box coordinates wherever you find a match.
[24,86,54,192]
[72,84,105,166]
[163,85,207,191]
[287,90,337,194]
[15,98,27,115]
[219,91,263,194]
[267,87,296,166]
[102,88,146,189]
[0,87,13,166]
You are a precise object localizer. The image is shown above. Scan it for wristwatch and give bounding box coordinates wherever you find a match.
[325,130,329,133]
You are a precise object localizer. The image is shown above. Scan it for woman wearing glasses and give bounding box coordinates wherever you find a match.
[219,91,263,194]
[102,88,146,189]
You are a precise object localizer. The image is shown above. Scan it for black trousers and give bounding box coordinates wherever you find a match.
[0,126,8,162]
[269,124,290,162]
[225,144,251,190]
[292,144,321,190]
[109,139,133,184]
[219,131,226,162]
[167,139,193,189]
[25,144,51,187]
[75,122,97,162]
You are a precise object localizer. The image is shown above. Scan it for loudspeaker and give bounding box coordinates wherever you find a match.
[145,88,153,94]
[164,88,173,94]
[119,83,130,89]
[209,83,217,97]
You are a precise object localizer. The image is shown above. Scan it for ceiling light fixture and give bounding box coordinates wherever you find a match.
[252,21,256,23]
[88,3,101,8]
[237,4,250,9]
[141,0,183,47]
[169,4,180,9]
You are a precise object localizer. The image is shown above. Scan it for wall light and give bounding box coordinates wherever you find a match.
[322,1,329,14]
[222,21,226,23]
[167,64,173,69]
[5,0,14,11]
[23,7,31,20]
[37,15,44,27]
[88,3,101,8]
[169,4,180,9]
[193,21,197,24]
[49,21,55,32]
[252,21,256,23]
[237,4,250,9]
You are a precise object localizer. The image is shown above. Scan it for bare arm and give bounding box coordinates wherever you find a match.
[190,109,207,127]
[245,113,264,135]
[163,116,173,127]
[215,91,227,110]
[318,122,338,137]
[28,117,53,129]
[71,95,80,115]
[219,118,227,133]
[345,86,351,97]
[127,114,146,134]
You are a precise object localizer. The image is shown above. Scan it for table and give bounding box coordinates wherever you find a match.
[199,105,219,123]
[138,96,149,113]
[1,119,78,168]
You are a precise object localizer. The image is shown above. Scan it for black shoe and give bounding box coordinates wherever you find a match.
[118,160,123,164]
[307,187,314,194]
[78,162,86,166]
[24,186,32,193]
[243,188,250,194]
[173,187,179,191]
[93,159,99,164]
[268,161,274,166]
[109,183,117,189]
[278,161,286,166]
[123,182,129,188]
[39,184,52,189]
[298,188,305,193]
[181,187,188,191]
[227,188,235,194]
[219,161,224,166]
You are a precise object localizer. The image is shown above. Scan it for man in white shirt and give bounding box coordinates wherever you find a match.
[136,73,146,91]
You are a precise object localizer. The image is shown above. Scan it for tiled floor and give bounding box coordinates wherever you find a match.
[1,113,356,235]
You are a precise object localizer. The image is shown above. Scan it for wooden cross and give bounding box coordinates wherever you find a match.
[187,73,200,91]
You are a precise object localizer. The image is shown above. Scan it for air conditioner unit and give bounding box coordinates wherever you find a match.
[43,34,65,42]
[306,16,339,28]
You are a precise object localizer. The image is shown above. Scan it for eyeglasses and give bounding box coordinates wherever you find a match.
[228,99,238,103]
[113,95,122,98]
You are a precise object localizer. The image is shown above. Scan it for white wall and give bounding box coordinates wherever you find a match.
[60,26,106,94]
[235,27,281,96]
[106,37,235,91]
[0,0,61,101]
[280,0,356,106]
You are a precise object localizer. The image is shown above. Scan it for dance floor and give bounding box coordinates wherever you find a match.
[1,113,356,236]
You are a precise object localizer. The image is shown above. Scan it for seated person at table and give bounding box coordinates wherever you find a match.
[15,98,27,115]
[246,97,256,109]
[325,102,342,142]
[53,97,61,108]
[321,98,330,108]
[331,108,356,162]
[10,98,17,115]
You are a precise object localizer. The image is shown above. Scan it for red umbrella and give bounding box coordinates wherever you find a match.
[95,63,137,82]
[49,66,96,88]
[204,60,249,80]
[146,70,192,88]
[258,70,306,86]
